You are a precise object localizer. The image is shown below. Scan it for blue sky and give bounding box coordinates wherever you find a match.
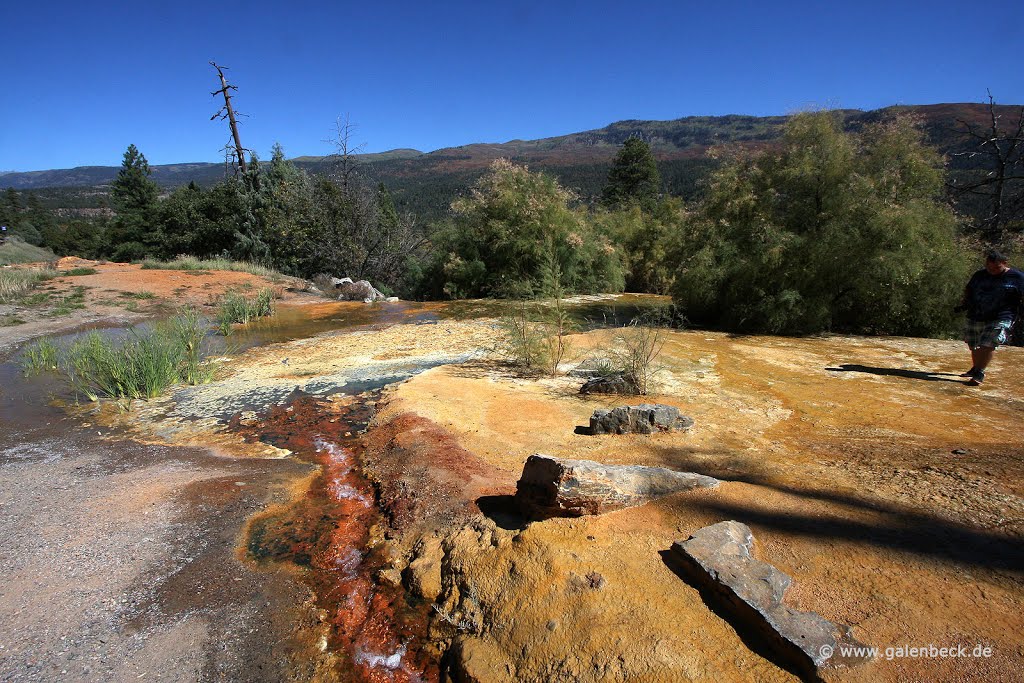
[1,0,1021,171]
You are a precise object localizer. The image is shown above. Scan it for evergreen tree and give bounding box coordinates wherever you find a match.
[601,137,662,209]
[107,144,159,260]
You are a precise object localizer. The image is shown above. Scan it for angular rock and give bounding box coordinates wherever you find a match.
[515,454,718,518]
[668,521,870,678]
[579,372,638,395]
[589,403,694,435]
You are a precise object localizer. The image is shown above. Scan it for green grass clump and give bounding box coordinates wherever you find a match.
[20,338,60,374]
[140,256,283,279]
[216,287,276,335]
[25,308,216,402]
[0,237,56,266]
[64,267,98,276]
[47,286,87,317]
[0,267,58,303]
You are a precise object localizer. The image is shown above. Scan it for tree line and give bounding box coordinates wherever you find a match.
[3,106,1022,337]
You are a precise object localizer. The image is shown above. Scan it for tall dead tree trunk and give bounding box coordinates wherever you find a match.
[210,61,248,175]
[949,91,1024,241]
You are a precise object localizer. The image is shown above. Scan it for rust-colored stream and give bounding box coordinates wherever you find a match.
[235,393,437,683]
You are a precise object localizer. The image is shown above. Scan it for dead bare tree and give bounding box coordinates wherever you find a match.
[324,114,366,195]
[210,61,249,175]
[949,91,1024,241]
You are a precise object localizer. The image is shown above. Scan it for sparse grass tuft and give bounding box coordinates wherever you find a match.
[64,267,98,276]
[46,286,87,317]
[140,257,283,280]
[20,338,60,374]
[215,287,276,335]
[24,309,216,403]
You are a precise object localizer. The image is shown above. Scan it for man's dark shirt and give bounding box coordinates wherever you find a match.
[965,267,1024,322]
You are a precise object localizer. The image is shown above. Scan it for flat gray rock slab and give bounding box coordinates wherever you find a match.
[515,454,719,518]
[589,403,694,435]
[669,521,870,679]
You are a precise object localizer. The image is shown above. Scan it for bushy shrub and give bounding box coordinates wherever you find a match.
[672,112,970,336]
[426,159,625,299]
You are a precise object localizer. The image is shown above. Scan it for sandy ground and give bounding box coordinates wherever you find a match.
[0,392,323,682]
[0,257,319,350]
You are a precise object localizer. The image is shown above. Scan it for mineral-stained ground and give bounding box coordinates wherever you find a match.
[2,297,1021,682]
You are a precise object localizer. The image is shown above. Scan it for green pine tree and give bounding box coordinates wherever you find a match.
[107,144,160,260]
[601,137,662,209]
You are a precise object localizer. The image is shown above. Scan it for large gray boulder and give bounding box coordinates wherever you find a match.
[589,404,694,435]
[515,454,719,518]
[668,521,870,679]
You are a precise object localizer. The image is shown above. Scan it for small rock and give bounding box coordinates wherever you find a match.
[515,454,719,518]
[952,448,968,455]
[404,535,444,601]
[668,521,870,678]
[579,372,638,395]
[377,568,403,588]
[588,404,694,435]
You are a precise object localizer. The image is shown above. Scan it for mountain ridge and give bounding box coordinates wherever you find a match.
[4,102,1016,192]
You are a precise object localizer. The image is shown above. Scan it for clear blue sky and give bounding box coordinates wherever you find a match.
[2,0,1020,171]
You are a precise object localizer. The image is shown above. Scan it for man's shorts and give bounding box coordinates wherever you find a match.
[964,319,1012,349]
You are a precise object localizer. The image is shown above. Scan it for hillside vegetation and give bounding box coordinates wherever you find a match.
[2,103,1021,339]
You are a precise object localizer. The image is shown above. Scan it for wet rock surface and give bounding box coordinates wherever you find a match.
[515,453,719,517]
[234,393,440,683]
[668,521,870,679]
[588,403,695,435]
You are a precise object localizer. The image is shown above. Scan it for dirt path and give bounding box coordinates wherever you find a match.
[0,409,324,682]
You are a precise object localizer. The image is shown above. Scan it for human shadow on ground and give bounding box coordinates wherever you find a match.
[645,442,1024,573]
[825,364,967,383]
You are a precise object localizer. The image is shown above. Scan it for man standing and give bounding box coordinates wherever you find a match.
[961,250,1024,386]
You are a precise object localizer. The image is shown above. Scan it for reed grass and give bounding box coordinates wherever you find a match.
[215,287,276,335]
[20,308,216,402]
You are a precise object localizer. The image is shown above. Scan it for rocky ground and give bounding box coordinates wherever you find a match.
[363,328,1024,682]
[2,293,1022,682]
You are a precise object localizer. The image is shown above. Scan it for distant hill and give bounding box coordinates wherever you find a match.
[3,102,1019,221]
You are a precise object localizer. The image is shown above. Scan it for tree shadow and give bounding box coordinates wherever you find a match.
[825,364,966,383]
[662,490,1024,574]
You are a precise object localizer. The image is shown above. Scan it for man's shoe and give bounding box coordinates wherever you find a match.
[960,367,978,377]
[967,370,985,386]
